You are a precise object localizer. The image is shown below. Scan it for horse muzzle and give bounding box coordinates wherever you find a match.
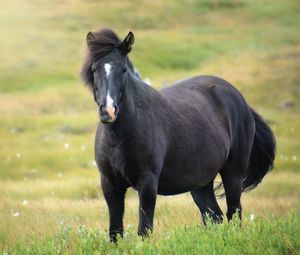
[99,103,119,124]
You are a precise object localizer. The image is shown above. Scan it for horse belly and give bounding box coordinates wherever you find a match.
[157,138,228,195]
[157,160,220,195]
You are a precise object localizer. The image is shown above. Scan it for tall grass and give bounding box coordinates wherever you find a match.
[2,212,299,255]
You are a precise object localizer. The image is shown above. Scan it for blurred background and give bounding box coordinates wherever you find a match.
[1,0,299,249]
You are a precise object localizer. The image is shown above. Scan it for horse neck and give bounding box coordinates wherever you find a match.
[107,72,162,135]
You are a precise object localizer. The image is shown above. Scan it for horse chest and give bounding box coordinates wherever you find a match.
[97,124,163,188]
[107,143,150,188]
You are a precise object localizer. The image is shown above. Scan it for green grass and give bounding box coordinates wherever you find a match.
[3,213,299,255]
[1,0,299,91]
[1,0,300,254]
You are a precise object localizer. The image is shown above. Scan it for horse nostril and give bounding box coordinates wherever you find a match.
[114,104,119,115]
[100,104,105,114]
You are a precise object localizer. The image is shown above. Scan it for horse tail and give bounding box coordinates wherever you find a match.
[242,109,276,192]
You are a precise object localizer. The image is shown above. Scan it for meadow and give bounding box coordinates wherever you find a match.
[0,0,300,254]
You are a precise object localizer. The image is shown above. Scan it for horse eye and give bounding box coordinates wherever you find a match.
[91,67,96,73]
[122,67,127,73]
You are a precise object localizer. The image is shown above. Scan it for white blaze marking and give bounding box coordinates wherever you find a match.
[104,63,111,78]
[106,91,114,108]
[106,91,115,119]
[104,63,115,120]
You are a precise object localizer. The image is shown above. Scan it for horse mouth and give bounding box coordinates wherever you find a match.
[100,115,117,124]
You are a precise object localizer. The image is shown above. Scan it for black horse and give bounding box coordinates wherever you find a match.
[81,29,276,241]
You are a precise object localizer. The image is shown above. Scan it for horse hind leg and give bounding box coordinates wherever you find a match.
[220,164,243,222]
[190,180,223,225]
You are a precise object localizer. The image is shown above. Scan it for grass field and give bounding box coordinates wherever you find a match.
[0,0,300,254]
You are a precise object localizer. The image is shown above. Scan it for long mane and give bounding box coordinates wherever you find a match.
[81,29,122,88]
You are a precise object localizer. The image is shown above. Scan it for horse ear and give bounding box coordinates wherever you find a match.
[119,31,134,55]
[86,32,95,47]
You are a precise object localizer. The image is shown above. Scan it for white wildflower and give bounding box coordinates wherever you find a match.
[16,153,21,158]
[292,156,297,161]
[144,78,152,86]
[64,143,69,149]
[250,214,255,221]
[13,212,20,217]
[22,200,28,205]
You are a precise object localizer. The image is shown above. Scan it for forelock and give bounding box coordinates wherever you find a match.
[87,29,122,61]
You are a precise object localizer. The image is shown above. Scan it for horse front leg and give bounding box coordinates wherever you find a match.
[137,173,158,237]
[101,176,127,242]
